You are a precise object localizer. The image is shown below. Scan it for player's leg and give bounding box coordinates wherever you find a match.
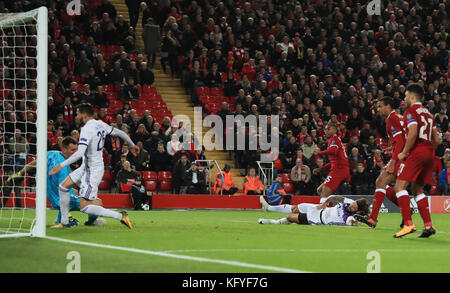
[58,175,77,226]
[411,181,435,238]
[393,178,416,238]
[259,195,295,213]
[368,170,396,226]
[258,214,296,224]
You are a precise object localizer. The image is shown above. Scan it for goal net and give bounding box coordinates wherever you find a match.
[0,7,47,238]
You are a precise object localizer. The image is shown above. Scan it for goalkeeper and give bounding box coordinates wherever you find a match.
[6,136,102,226]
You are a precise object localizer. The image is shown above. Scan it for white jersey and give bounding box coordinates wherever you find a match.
[78,119,113,170]
[298,198,356,226]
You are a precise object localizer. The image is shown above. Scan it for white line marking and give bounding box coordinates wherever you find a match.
[162,248,450,253]
[45,236,310,273]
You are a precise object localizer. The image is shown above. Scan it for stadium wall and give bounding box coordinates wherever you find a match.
[4,193,450,213]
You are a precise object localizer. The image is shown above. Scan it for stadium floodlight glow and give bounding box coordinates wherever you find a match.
[0,7,47,238]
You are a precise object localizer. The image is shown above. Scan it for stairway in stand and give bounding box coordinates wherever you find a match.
[110,0,144,52]
[152,66,245,192]
[111,0,244,193]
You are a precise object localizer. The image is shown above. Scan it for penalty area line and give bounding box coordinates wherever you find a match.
[45,236,311,273]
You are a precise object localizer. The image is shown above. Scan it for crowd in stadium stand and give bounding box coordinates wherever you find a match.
[0,0,449,196]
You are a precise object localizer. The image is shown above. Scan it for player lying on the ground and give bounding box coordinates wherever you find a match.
[7,136,105,226]
[49,103,135,229]
[258,195,370,226]
[312,122,351,204]
[393,84,439,238]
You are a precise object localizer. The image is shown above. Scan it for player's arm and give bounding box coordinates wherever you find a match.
[347,217,360,226]
[431,127,439,149]
[7,160,37,182]
[49,144,88,175]
[398,123,417,161]
[317,195,344,209]
[109,127,136,148]
[315,145,338,157]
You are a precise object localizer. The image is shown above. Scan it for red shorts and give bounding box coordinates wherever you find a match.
[397,148,434,185]
[323,169,351,192]
[383,159,402,177]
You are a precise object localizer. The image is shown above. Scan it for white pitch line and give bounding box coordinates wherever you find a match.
[45,236,310,273]
[162,248,450,253]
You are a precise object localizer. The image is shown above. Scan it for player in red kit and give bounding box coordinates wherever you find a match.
[359,97,405,228]
[313,123,351,203]
[394,84,439,238]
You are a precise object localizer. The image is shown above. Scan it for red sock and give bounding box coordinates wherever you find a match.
[385,185,398,206]
[396,190,413,227]
[415,194,432,228]
[370,189,386,221]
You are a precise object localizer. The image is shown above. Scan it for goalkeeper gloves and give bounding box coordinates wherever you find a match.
[7,171,22,183]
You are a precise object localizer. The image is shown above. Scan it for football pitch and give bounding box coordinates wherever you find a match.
[1,209,450,273]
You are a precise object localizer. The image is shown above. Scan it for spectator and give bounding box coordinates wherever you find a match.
[127,143,149,171]
[172,153,190,194]
[351,163,370,195]
[149,143,171,172]
[116,160,140,192]
[349,147,366,175]
[142,17,160,68]
[138,62,155,85]
[438,160,450,195]
[130,176,152,210]
[93,85,109,109]
[119,77,139,101]
[291,158,312,195]
[132,123,150,144]
[243,167,264,195]
[185,162,208,194]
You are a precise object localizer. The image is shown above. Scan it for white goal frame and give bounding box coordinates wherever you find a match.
[0,6,47,238]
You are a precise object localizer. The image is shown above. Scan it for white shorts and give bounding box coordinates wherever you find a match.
[69,165,104,201]
[297,203,322,225]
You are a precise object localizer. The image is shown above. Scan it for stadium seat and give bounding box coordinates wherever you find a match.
[99,180,110,191]
[159,180,172,191]
[197,87,210,96]
[157,171,172,182]
[102,170,112,182]
[282,182,294,193]
[145,181,157,191]
[142,171,157,182]
[210,87,224,96]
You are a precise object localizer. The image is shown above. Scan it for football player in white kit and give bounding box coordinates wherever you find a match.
[49,103,136,229]
[258,195,370,226]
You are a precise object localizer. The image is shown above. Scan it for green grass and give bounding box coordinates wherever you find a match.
[0,209,449,273]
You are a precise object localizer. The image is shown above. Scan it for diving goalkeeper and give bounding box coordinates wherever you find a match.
[6,136,102,226]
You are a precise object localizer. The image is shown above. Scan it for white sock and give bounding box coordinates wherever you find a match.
[59,185,71,225]
[320,197,327,203]
[267,204,293,214]
[80,205,122,221]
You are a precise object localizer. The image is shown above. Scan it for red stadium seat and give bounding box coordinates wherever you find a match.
[197,87,210,96]
[159,180,172,191]
[99,180,111,191]
[157,171,172,182]
[282,182,294,193]
[102,170,112,182]
[210,87,224,96]
[145,181,157,191]
[142,171,157,182]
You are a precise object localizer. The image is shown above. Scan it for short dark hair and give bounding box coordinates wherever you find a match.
[380,96,400,109]
[61,136,78,149]
[356,198,370,216]
[406,83,424,100]
[77,103,94,117]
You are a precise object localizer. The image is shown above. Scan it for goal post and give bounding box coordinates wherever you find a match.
[0,7,47,238]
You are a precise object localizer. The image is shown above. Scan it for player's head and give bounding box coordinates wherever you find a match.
[378,96,399,117]
[76,103,95,123]
[325,122,337,138]
[60,136,78,158]
[405,83,424,106]
[346,198,370,215]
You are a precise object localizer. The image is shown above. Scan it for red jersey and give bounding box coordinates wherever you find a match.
[403,102,435,152]
[318,135,349,171]
[385,111,406,161]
